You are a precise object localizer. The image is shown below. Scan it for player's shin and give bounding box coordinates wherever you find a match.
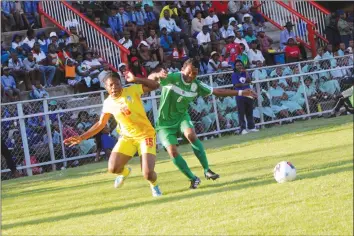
[191,139,209,173]
[172,154,196,180]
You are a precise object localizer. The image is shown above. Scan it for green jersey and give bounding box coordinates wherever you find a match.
[156,72,213,130]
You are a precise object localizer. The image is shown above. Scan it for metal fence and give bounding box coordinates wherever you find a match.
[1,55,353,179]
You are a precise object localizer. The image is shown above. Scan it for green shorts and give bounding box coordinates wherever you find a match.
[157,115,194,148]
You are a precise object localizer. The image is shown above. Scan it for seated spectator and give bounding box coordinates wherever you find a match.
[146,28,164,62]
[23,1,40,28]
[107,6,120,39]
[77,111,92,133]
[234,31,249,52]
[8,52,31,90]
[37,32,49,54]
[249,6,265,28]
[11,34,24,57]
[144,4,157,27]
[252,61,268,80]
[225,35,241,68]
[132,3,146,28]
[98,64,111,88]
[1,1,18,32]
[318,61,341,97]
[159,10,181,34]
[159,26,173,52]
[47,32,59,50]
[191,11,205,37]
[189,38,205,58]
[196,26,212,55]
[257,29,274,65]
[32,42,56,87]
[228,17,238,33]
[220,20,235,41]
[268,80,306,116]
[207,51,222,73]
[228,1,250,24]
[210,23,224,53]
[336,42,346,56]
[242,13,256,34]
[284,38,301,63]
[294,77,320,112]
[68,25,80,45]
[205,8,219,29]
[1,41,10,65]
[138,41,160,70]
[94,16,113,36]
[58,31,70,46]
[47,43,65,85]
[128,47,139,62]
[347,39,353,53]
[244,27,257,44]
[81,50,102,89]
[117,63,127,86]
[22,29,36,53]
[23,52,41,86]
[172,42,188,63]
[30,81,49,99]
[159,2,179,20]
[186,2,202,21]
[165,60,180,73]
[130,57,147,79]
[247,40,265,68]
[134,29,145,48]
[1,66,20,101]
[237,43,249,68]
[118,31,133,50]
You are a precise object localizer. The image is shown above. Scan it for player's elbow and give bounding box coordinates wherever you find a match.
[150,81,160,90]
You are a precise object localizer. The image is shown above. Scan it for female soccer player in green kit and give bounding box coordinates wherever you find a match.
[149,59,257,189]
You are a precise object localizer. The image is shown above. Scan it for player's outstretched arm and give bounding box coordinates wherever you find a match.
[63,113,110,147]
[125,71,160,93]
[212,88,257,98]
[147,68,168,82]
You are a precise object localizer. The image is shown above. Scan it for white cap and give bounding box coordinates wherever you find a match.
[138,40,150,48]
[118,63,126,69]
[50,32,57,38]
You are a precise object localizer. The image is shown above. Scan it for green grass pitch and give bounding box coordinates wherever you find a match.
[2,116,353,235]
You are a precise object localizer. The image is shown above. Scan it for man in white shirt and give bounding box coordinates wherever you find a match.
[205,8,219,29]
[118,31,133,49]
[234,31,249,52]
[191,10,205,36]
[220,20,235,40]
[197,26,212,55]
[32,42,56,87]
[159,10,181,34]
[22,29,36,50]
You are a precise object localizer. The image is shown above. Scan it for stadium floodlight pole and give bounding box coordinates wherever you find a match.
[209,74,222,137]
[17,103,33,176]
[298,63,311,118]
[43,99,57,171]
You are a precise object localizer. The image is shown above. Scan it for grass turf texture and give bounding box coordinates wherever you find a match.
[2,116,353,235]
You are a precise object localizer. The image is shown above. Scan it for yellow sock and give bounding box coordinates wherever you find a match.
[149,180,158,187]
[118,167,130,177]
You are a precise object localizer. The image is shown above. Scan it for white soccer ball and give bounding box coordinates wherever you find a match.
[273,161,296,183]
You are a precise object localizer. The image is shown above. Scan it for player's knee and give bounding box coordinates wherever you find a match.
[167,146,179,158]
[108,165,123,174]
[185,133,197,143]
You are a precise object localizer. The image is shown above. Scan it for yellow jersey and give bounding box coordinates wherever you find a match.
[159,5,179,19]
[102,84,155,139]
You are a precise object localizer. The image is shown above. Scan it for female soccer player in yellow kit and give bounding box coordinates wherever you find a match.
[64,71,166,197]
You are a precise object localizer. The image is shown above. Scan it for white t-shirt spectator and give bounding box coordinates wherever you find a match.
[234,37,249,52]
[11,41,23,50]
[196,32,211,45]
[207,59,220,73]
[247,49,265,68]
[98,70,110,88]
[83,59,101,75]
[205,15,219,29]
[159,18,181,33]
[191,18,205,35]
[22,37,36,49]
[118,38,133,49]
[33,50,47,62]
[8,58,24,70]
[220,27,235,39]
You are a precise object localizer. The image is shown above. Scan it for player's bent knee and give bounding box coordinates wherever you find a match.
[185,132,197,143]
[167,146,179,158]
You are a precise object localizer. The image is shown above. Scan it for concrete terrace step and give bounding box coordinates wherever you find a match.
[1,27,58,46]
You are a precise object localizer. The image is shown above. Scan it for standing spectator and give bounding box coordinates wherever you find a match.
[196,25,212,55]
[132,3,147,29]
[247,40,265,68]
[337,10,353,48]
[1,66,20,101]
[118,31,133,50]
[172,42,188,63]
[23,0,40,28]
[8,52,31,90]
[280,21,307,59]
[207,51,221,73]
[325,12,341,48]
[32,42,56,87]
[107,6,120,39]
[257,29,273,65]
[249,6,265,29]
[225,35,241,68]
[232,60,258,134]
[205,8,219,29]
[144,4,157,28]
[23,52,41,86]
[191,11,205,37]
[284,38,301,63]
[234,31,249,52]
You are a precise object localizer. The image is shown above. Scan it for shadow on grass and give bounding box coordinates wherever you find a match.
[2,158,352,231]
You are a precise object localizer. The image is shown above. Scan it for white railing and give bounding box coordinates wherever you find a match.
[1,55,353,178]
[40,1,129,70]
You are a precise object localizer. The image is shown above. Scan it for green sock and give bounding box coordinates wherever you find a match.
[191,139,209,173]
[172,154,196,180]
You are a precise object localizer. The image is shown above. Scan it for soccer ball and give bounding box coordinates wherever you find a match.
[273,161,296,183]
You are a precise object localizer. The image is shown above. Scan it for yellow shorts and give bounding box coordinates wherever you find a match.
[112,136,156,157]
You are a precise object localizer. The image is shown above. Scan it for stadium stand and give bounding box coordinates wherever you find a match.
[1,1,353,179]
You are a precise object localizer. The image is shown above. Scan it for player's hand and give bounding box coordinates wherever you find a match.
[63,136,83,147]
[124,71,136,83]
[242,89,257,98]
[157,68,168,78]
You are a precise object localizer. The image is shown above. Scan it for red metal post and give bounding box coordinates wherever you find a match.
[307,24,317,57]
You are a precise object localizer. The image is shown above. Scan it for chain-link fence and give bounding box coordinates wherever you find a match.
[1,55,353,179]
